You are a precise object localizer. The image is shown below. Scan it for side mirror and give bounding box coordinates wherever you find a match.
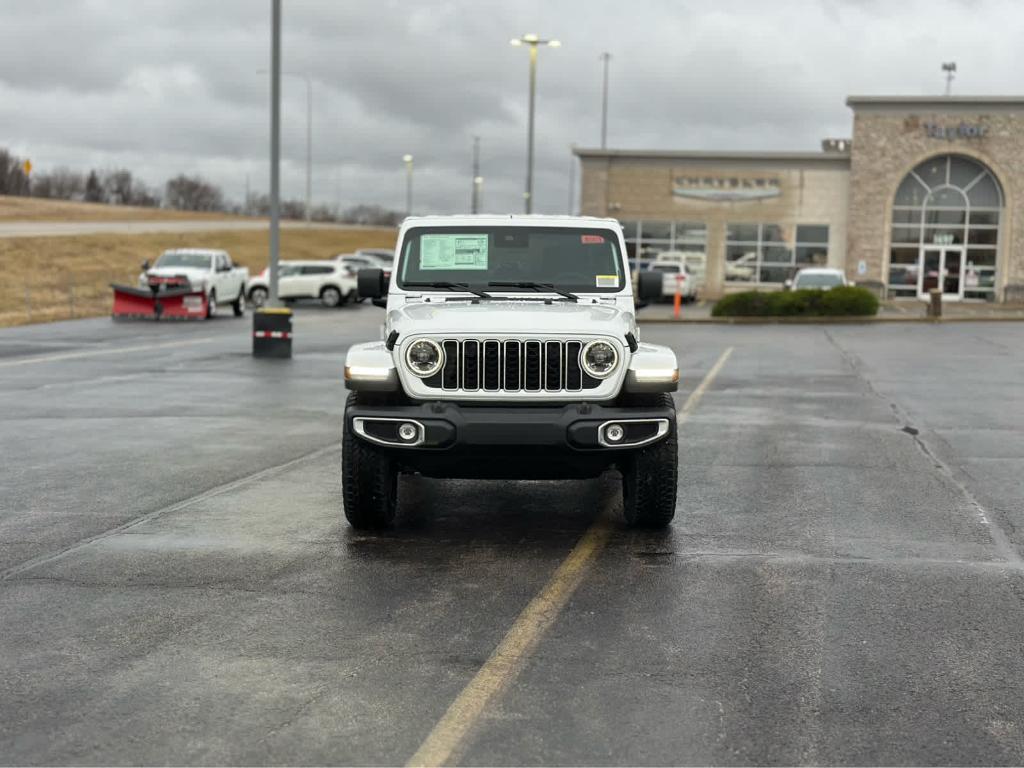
[357,268,386,299]
[371,297,388,309]
[784,278,794,290]
[637,270,663,302]
[141,259,151,271]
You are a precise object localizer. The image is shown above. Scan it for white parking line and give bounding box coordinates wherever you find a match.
[0,336,217,368]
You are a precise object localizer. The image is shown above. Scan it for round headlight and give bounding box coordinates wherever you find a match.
[405,339,444,377]
[581,340,618,379]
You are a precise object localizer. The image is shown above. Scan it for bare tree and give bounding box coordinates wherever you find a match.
[0,149,30,195]
[102,169,133,205]
[84,171,103,203]
[30,167,86,200]
[164,174,224,212]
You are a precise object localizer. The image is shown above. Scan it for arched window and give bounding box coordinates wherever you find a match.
[889,155,1002,300]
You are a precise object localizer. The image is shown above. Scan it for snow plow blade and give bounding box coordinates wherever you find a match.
[111,284,209,320]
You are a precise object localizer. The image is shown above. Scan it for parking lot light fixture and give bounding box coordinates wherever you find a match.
[402,154,414,216]
[510,33,560,214]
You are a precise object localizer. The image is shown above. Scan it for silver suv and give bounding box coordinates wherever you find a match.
[343,215,679,529]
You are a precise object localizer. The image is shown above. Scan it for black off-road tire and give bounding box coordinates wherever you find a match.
[342,393,399,529]
[621,393,678,528]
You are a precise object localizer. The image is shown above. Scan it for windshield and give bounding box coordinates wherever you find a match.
[398,226,624,293]
[156,252,212,269]
[796,272,843,288]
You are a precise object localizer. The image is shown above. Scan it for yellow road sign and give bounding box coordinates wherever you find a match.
[22,159,32,175]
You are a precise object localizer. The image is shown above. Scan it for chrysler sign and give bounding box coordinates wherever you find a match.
[673,175,781,202]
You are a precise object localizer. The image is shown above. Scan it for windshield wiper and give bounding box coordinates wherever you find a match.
[403,281,492,299]
[487,281,579,303]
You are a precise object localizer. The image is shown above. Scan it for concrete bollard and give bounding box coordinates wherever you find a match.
[927,288,942,319]
[253,307,293,358]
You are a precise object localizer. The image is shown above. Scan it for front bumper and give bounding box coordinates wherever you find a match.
[346,400,675,479]
[347,400,674,451]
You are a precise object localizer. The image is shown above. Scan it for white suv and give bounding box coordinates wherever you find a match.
[246,260,356,308]
[342,215,680,530]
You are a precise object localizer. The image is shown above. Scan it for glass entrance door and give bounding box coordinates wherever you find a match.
[918,248,964,300]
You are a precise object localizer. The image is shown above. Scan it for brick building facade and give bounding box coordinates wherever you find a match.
[576,96,1024,302]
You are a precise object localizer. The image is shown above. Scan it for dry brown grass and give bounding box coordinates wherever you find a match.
[0,195,251,222]
[0,226,395,327]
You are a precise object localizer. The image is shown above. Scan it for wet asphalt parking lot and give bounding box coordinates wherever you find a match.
[1,305,1024,765]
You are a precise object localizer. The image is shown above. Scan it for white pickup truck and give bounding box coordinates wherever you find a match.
[140,249,249,317]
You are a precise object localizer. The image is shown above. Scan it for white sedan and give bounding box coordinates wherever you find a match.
[649,263,698,302]
[790,267,848,290]
[246,260,357,308]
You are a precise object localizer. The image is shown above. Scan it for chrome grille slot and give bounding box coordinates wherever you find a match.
[544,341,561,392]
[482,340,500,391]
[565,341,583,391]
[524,341,542,391]
[503,341,521,391]
[417,337,614,395]
[462,340,480,391]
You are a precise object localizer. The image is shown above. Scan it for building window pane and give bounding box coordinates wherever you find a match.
[895,175,928,206]
[967,228,998,245]
[914,158,947,188]
[967,176,1001,207]
[619,220,639,239]
[641,220,671,239]
[725,246,757,282]
[726,223,758,242]
[758,265,793,284]
[924,227,965,245]
[761,224,789,244]
[892,208,922,224]
[891,227,921,244]
[638,241,673,259]
[796,246,827,266]
[966,248,996,267]
[674,222,706,241]
[796,225,828,243]
[926,187,967,208]
[969,210,1000,225]
[762,245,793,264]
[924,209,966,225]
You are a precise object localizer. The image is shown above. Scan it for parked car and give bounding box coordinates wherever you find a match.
[648,262,698,302]
[654,251,706,288]
[246,260,356,308]
[788,267,848,291]
[140,248,248,318]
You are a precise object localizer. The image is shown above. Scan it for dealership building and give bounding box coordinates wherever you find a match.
[576,96,1024,302]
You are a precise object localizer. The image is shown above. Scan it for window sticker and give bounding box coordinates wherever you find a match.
[420,234,489,270]
[595,274,620,288]
[581,234,605,244]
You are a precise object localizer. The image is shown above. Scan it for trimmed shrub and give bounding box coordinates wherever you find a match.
[712,286,879,317]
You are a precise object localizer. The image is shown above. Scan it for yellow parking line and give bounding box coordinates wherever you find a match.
[406,345,735,767]
[0,336,216,368]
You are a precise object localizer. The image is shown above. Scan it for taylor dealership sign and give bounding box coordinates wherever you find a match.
[923,121,988,140]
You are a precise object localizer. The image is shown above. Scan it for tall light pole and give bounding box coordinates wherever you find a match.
[402,154,414,216]
[567,144,576,215]
[599,52,611,148]
[510,33,560,214]
[471,136,481,214]
[257,69,313,223]
[942,61,956,96]
[268,0,282,306]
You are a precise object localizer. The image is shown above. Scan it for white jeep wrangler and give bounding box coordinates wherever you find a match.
[342,215,679,529]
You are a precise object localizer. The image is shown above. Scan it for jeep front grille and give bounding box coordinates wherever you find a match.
[423,339,603,392]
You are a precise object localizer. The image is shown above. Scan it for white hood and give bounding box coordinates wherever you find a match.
[388,299,634,339]
[142,266,209,288]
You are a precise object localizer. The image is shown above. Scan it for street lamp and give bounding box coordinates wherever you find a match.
[402,154,414,216]
[510,33,560,214]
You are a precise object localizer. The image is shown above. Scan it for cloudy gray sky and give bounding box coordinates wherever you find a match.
[1,0,1021,214]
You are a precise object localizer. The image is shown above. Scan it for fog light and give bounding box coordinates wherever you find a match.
[605,423,624,443]
[398,422,418,442]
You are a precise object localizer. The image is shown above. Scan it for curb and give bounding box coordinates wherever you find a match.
[637,315,1024,325]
